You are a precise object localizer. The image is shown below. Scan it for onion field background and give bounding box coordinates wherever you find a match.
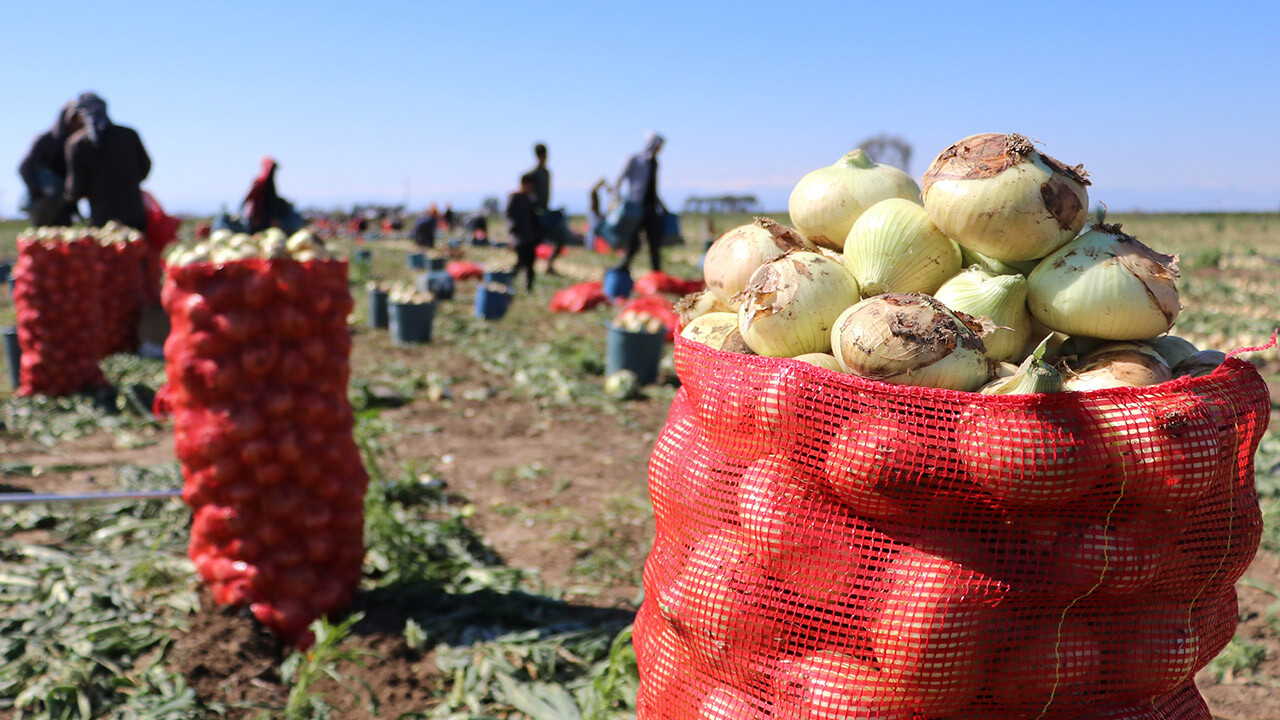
[1,212,1277,719]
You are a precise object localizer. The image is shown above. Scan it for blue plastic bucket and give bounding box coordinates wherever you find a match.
[355,249,373,265]
[389,301,436,344]
[0,261,11,284]
[407,252,428,270]
[605,324,665,386]
[428,256,446,272]
[417,270,455,300]
[474,285,513,320]
[368,288,390,329]
[2,327,19,390]
[484,269,514,286]
[603,267,633,300]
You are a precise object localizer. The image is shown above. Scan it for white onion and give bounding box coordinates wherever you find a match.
[1027,223,1180,340]
[922,133,1090,261]
[1149,335,1198,368]
[933,267,1032,362]
[679,312,739,350]
[788,149,920,250]
[703,218,813,309]
[1063,342,1172,391]
[830,293,992,391]
[842,198,961,296]
[737,251,860,357]
[793,353,843,371]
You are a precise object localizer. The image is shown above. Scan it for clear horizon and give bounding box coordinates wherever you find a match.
[3,1,1277,217]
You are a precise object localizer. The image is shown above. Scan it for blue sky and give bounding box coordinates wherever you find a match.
[2,1,1277,216]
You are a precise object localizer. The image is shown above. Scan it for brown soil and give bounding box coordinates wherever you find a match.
[171,589,439,719]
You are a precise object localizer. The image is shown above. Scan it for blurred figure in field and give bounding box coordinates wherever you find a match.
[64,92,151,230]
[419,206,445,248]
[442,203,456,231]
[240,157,302,233]
[528,144,550,212]
[506,173,543,291]
[586,178,609,250]
[615,132,666,273]
[17,101,81,227]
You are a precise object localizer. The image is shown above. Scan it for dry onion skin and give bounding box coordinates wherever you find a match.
[737,252,861,357]
[788,149,920,251]
[932,267,1032,362]
[922,133,1090,262]
[680,312,739,350]
[843,198,962,297]
[1063,342,1172,391]
[675,290,731,326]
[703,218,813,309]
[830,293,992,391]
[1027,223,1180,341]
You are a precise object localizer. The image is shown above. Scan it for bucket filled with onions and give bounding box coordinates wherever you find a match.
[636,133,1270,720]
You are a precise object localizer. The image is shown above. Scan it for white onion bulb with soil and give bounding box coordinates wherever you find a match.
[933,267,1032,362]
[1027,223,1180,341]
[737,252,861,357]
[922,133,1090,262]
[702,218,813,309]
[1064,342,1172,391]
[842,198,962,297]
[788,149,920,251]
[830,293,992,391]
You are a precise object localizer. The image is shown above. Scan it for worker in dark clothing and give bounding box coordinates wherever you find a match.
[528,143,550,212]
[64,93,151,230]
[412,212,436,248]
[506,173,543,291]
[18,102,82,226]
[616,132,666,273]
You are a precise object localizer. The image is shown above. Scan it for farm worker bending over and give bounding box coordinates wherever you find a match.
[17,101,81,227]
[506,173,544,292]
[64,92,151,231]
[615,132,666,273]
[241,157,304,234]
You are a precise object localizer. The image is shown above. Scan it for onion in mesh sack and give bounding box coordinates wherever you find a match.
[1027,223,1180,341]
[933,267,1032,363]
[922,133,1090,262]
[737,251,860,357]
[830,293,992,391]
[1063,341,1172,391]
[842,198,962,297]
[703,218,814,309]
[680,312,739,350]
[788,148,920,251]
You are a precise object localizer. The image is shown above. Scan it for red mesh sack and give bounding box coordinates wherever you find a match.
[447,261,484,281]
[142,191,181,255]
[619,295,679,341]
[99,239,149,354]
[550,281,606,313]
[163,258,367,646]
[634,270,705,296]
[636,336,1270,720]
[12,232,107,396]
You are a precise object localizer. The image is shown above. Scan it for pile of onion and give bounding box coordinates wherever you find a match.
[673,131,1238,396]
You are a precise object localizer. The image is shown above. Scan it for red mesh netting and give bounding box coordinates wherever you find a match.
[99,239,150,354]
[13,234,107,395]
[162,258,367,646]
[635,336,1270,720]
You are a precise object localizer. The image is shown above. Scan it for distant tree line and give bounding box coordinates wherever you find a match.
[682,195,760,213]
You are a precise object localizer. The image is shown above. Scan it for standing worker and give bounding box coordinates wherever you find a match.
[64,92,151,230]
[506,173,543,292]
[527,143,567,276]
[17,101,81,227]
[615,132,666,273]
